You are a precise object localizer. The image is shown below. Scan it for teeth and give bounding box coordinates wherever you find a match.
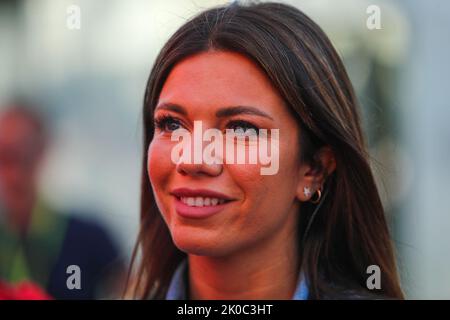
[180,197,226,207]
[195,197,203,207]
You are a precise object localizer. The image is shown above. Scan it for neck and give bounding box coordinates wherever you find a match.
[188,214,300,299]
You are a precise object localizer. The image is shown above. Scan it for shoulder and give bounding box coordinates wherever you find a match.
[65,213,115,246]
[322,289,391,300]
[319,284,394,300]
[310,274,397,300]
[61,213,121,263]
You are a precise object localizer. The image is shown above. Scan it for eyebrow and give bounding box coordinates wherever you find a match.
[155,103,187,115]
[155,103,274,120]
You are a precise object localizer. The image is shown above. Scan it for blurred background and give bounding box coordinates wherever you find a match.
[0,0,449,299]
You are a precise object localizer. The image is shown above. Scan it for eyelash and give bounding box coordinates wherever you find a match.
[154,115,183,132]
[153,115,260,134]
[226,120,260,134]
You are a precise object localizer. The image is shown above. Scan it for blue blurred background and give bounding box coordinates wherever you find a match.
[0,0,449,299]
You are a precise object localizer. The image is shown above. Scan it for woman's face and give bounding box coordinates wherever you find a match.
[148,50,306,257]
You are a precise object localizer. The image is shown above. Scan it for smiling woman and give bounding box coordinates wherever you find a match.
[126,2,404,300]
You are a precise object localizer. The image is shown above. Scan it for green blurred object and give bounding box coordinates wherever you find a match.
[0,197,68,288]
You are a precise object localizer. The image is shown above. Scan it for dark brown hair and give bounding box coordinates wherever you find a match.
[127,1,403,299]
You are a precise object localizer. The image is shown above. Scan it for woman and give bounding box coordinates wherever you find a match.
[127,1,404,299]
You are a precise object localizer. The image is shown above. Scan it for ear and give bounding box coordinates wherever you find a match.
[296,146,336,202]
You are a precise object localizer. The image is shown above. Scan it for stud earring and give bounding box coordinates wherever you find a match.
[303,186,311,198]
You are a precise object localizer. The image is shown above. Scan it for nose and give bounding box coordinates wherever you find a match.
[176,161,223,177]
[174,121,224,177]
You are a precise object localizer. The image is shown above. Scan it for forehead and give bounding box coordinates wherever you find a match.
[158,51,285,111]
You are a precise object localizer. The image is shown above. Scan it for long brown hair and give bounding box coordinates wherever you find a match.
[127,1,404,299]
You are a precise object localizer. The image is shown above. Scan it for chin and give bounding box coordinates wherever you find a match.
[171,228,234,257]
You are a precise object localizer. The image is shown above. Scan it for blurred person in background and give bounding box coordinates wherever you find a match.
[0,101,125,299]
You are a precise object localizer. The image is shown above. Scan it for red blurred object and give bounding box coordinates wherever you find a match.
[0,280,52,300]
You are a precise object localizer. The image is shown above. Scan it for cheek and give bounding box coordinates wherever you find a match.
[147,139,175,203]
[227,161,295,223]
[228,140,300,222]
[232,136,300,198]
[222,163,298,255]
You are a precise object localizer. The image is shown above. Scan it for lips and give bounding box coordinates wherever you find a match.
[170,188,234,200]
[170,188,235,219]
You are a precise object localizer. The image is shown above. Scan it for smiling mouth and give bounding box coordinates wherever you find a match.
[178,196,228,207]
[170,188,235,218]
[170,188,235,206]
[173,196,233,219]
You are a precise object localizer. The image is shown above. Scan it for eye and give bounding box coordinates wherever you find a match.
[227,120,259,136]
[154,115,183,132]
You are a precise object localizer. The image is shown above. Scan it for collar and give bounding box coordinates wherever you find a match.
[166,259,309,300]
